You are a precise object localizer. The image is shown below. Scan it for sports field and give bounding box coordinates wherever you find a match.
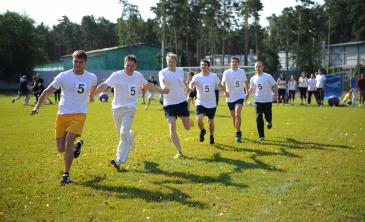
[0,94,364,221]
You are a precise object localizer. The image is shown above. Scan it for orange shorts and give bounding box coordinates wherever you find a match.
[55,113,86,138]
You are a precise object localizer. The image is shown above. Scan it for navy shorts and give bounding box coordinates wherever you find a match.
[164,101,190,118]
[227,98,244,111]
[196,105,217,119]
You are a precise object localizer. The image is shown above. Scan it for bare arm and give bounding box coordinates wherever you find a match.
[92,83,109,99]
[244,80,249,99]
[88,85,97,103]
[31,86,57,115]
[144,83,169,94]
[218,83,229,97]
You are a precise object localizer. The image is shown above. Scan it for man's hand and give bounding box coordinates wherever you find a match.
[162,87,170,94]
[89,96,95,103]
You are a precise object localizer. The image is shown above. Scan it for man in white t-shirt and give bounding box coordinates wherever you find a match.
[222,57,249,142]
[159,53,191,158]
[31,50,97,185]
[249,61,277,141]
[92,55,169,171]
[315,69,326,106]
[189,59,228,145]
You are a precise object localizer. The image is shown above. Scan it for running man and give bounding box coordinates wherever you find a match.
[159,53,191,158]
[222,57,249,142]
[188,59,228,144]
[31,50,97,185]
[249,61,277,141]
[92,55,169,171]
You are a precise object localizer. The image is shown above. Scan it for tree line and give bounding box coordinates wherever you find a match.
[0,0,364,82]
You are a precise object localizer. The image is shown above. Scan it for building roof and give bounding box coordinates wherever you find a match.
[61,43,151,58]
[328,41,365,47]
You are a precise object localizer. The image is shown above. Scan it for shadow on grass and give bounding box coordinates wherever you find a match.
[244,137,352,150]
[142,161,248,189]
[214,143,301,159]
[189,152,285,173]
[79,176,207,208]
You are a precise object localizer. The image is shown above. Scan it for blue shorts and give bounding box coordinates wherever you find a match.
[164,101,190,118]
[196,105,217,119]
[227,98,244,111]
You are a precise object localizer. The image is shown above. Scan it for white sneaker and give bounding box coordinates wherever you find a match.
[129,130,135,150]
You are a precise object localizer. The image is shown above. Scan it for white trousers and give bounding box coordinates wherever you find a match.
[112,107,136,163]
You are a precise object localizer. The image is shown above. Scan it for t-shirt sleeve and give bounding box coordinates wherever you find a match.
[243,71,248,82]
[270,75,276,86]
[140,74,148,86]
[104,72,116,87]
[51,73,63,89]
[222,71,227,85]
[215,75,221,86]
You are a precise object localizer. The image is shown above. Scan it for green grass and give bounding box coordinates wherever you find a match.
[1,94,364,221]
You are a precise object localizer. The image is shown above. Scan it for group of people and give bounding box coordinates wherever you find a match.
[276,70,326,106]
[29,50,281,185]
[276,70,365,107]
[12,73,61,105]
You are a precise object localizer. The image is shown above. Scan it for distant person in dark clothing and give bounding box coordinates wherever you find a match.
[54,88,61,103]
[33,74,53,104]
[12,75,30,105]
[357,74,365,107]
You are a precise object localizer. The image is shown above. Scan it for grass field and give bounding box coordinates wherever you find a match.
[0,94,364,221]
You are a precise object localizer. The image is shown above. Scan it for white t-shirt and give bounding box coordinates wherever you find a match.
[288,80,297,91]
[298,77,308,88]
[159,67,186,106]
[277,79,286,89]
[51,69,97,115]
[104,70,147,109]
[189,72,220,108]
[316,74,326,88]
[222,68,247,102]
[308,78,316,91]
[249,73,276,103]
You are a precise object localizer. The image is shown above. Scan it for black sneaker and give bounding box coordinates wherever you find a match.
[210,135,214,144]
[12,99,15,103]
[60,173,71,186]
[199,129,206,142]
[110,160,121,171]
[235,131,242,142]
[267,122,272,129]
[74,140,83,158]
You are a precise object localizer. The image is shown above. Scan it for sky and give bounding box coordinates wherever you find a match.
[0,0,324,28]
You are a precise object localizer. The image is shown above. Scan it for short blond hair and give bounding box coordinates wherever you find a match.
[166,53,178,62]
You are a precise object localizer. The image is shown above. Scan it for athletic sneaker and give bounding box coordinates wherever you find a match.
[60,173,71,186]
[74,140,83,158]
[267,122,272,129]
[111,159,121,171]
[210,135,214,144]
[174,152,184,159]
[12,99,15,103]
[258,137,264,142]
[129,130,135,150]
[235,131,242,142]
[199,129,206,142]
